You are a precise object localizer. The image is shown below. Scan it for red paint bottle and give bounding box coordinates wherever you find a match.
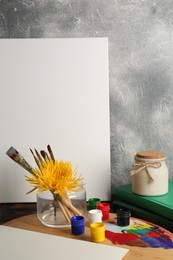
[96,202,110,220]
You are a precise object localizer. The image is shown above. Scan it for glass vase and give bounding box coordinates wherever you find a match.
[37,189,87,228]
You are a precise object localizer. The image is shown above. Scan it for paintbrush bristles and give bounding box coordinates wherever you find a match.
[30,149,41,169]
[40,150,50,161]
[35,149,43,163]
[47,145,55,161]
[30,146,55,169]
[6,146,33,174]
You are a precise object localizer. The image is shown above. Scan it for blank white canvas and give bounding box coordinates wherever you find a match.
[0,38,110,202]
[0,226,129,260]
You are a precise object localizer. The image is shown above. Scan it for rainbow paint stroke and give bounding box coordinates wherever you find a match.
[105,219,173,249]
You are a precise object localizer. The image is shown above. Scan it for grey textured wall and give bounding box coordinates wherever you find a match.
[1,0,173,192]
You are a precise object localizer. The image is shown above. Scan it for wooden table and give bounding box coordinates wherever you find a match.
[3,213,173,260]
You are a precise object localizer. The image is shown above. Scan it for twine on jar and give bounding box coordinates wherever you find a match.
[130,162,162,183]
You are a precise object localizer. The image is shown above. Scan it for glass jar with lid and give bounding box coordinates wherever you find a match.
[131,150,168,196]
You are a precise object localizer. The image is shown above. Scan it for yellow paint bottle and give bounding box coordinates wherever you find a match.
[90,222,105,242]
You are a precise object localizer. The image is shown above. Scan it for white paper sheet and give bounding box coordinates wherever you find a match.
[0,226,129,260]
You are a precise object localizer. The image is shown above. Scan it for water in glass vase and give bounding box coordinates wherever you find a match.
[37,190,87,228]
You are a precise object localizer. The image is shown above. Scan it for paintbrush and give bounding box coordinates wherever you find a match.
[6,146,34,174]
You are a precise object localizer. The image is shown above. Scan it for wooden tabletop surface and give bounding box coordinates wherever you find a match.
[3,213,173,260]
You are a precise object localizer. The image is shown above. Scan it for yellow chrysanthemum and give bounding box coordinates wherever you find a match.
[25,159,84,198]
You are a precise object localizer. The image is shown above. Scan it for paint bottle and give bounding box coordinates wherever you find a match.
[90,222,105,242]
[88,198,101,210]
[131,150,168,196]
[96,202,110,220]
[116,209,131,227]
[70,216,85,235]
[88,209,102,224]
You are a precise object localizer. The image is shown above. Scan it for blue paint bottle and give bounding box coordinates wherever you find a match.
[70,216,85,235]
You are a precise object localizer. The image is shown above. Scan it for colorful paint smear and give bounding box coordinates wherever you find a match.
[105,218,173,249]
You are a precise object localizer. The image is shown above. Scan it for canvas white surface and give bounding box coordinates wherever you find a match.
[0,226,129,260]
[0,38,110,202]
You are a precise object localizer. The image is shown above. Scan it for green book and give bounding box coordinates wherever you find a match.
[112,200,173,232]
[113,181,173,221]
